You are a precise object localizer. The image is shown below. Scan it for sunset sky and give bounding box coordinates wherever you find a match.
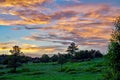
[0,0,120,57]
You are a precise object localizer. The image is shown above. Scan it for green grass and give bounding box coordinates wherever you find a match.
[0,58,106,80]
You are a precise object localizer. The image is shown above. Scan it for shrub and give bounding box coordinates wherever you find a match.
[84,67,102,73]
[25,71,44,75]
[0,66,4,69]
[58,66,78,74]
[19,68,30,72]
[0,72,5,76]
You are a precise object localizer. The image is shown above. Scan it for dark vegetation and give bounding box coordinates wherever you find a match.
[0,43,103,80]
[0,58,105,80]
[0,42,103,75]
[104,16,120,80]
[0,43,103,65]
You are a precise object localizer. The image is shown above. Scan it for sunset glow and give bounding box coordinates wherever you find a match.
[0,0,120,57]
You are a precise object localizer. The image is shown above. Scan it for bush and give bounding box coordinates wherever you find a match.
[84,67,102,73]
[93,63,104,67]
[58,67,68,72]
[18,68,30,73]
[65,68,77,72]
[31,71,44,75]
[0,66,4,69]
[0,77,9,80]
[25,71,44,75]
[58,66,78,74]
[8,69,17,73]
[0,72,5,76]
[67,71,77,74]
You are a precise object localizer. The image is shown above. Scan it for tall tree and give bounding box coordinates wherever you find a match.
[58,53,66,71]
[66,42,78,56]
[105,17,120,80]
[8,45,23,73]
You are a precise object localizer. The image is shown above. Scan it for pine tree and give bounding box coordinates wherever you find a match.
[66,42,78,55]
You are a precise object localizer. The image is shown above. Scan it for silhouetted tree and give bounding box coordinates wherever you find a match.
[0,54,8,64]
[66,42,78,56]
[50,54,58,62]
[40,54,50,63]
[66,42,78,62]
[32,57,41,63]
[62,53,72,61]
[74,50,90,61]
[58,53,66,71]
[94,50,103,58]
[105,17,120,80]
[74,50,103,61]
[19,55,32,63]
[8,45,23,73]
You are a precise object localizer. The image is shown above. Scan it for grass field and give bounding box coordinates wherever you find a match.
[0,58,106,80]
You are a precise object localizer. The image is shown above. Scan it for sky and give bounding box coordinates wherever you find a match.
[0,0,120,57]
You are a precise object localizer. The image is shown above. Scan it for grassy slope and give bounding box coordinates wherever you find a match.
[0,58,106,80]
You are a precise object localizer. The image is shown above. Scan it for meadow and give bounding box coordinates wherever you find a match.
[0,58,106,80]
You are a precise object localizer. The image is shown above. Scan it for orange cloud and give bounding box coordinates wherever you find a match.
[0,42,63,56]
[0,0,52,25]
[0,1,120,56]
[1,0,48,6]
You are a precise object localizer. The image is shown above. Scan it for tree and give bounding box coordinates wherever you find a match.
[74,50,103,61]
[40,54,50,63]
[32,57,41,63]
[51,54,58,62]
[8,45,23,73]
[66,42,78,56]
[105,17,120,80]
[94,50,103,58]
[58,53,66,71]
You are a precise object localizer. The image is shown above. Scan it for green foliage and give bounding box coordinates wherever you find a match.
[58,53,67,71]
[0,71,5,76]
[58,53,66,65]
[0,58,104,80]
[0,77,9,80]
[105,16,120,80]
[25,71,45,75]
[58,66,77,74]
[18,68,30,73]
[84,67,101,73]
[0,66,4,69]
[64,67,77,74]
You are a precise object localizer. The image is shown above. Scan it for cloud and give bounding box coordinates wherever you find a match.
[0,0,49,6]
[0,0,120,56]
[50,10,78,20]
[0,1,119,26]
[0,42,64,56]
[16,3,119,49]
[0,0,53,25]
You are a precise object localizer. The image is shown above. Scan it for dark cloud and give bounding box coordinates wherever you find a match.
[0,0,5,3]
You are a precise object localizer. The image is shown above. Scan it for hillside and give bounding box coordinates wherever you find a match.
[0,58,106,80]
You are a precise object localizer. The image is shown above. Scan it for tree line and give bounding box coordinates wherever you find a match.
[0,43,103,72]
